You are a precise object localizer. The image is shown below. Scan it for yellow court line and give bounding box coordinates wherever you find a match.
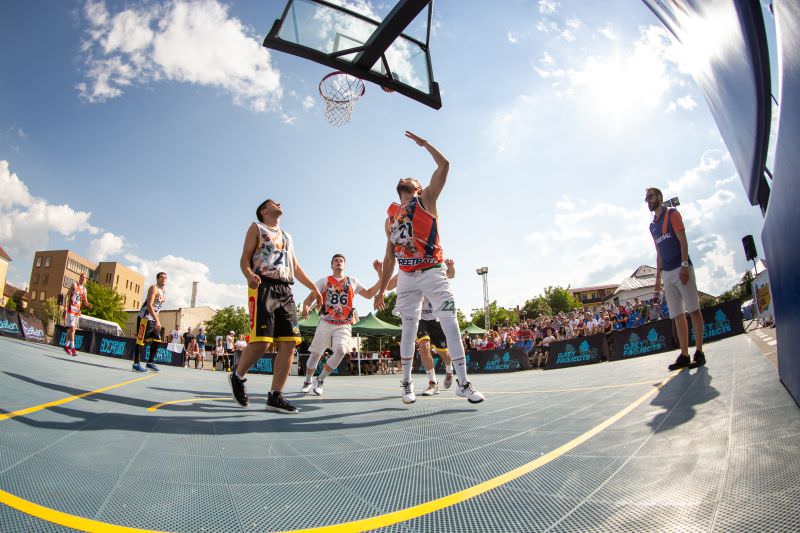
[0,374,156,421]
[147,397,230,412]
[0,370,681,533]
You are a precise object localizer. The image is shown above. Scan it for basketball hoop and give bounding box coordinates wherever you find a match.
[318,71,365,127]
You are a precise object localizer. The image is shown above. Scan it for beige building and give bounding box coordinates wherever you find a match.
[123,306,216,338]
[27,249,144,315]
[95,261,145,310]
[569,284,619,307]
[0,245,10,307]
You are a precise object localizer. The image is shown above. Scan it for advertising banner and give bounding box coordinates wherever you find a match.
[752,270,774,323]
[54,325,94,353]
[249,353,277,374]
[144,344,183,366]
[689,300,744,345]
[417,348,532,374]
[609,319,675,361]
[93,333,134,360]
[544,334,607,370]
[19,315,46,343]
[0,308,23,338]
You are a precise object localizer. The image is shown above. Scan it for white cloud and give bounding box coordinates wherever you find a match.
[598,23,618,40]
[302,96,315,110]
[538,0,559,14]
[281,114,297,125]
[88,231,125,262]
[125,254,246,309]
[666,149,723,193]
[507,31,519,44]
[566,18,581,30]
[0,161,99,273]
[78,0,282,112]
[676,94,698,110]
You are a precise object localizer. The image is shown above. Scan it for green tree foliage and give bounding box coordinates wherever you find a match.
[717,270,756,304]
[4,296,17,311]
[375,292,401,326]
[471,301,519,330]
[85,280,127,328]
[34,296,60,329]
[521,296,552,319]
[205,306,249,340]
[456,308,469,331]
[543,286,580,314]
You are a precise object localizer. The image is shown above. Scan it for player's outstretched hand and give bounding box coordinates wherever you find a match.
[444,258,454,268]
[372,259,383,273]
[302,303,310,319]
[405,131,427,146]
[313,289,324,311]
[374,291,386,311]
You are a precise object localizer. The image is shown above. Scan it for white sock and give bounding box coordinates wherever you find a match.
[401,357,413,382]
[426,369,437,384]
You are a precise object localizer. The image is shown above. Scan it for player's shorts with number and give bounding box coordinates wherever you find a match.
[135,318,162,346]
[248,276,300,344]
[395,264,457,321]
[417,319,448,352]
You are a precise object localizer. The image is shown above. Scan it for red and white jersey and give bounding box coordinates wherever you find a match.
[315,275,363,325]
[387,197,443,272]
[67,283,86,316]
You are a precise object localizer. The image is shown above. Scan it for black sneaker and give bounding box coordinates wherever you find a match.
[690,350,706,368]
[266,391,299,414]
[228,373,249,407]
[668,354,691,371]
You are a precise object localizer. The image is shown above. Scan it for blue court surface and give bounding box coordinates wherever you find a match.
[0,333,798,532]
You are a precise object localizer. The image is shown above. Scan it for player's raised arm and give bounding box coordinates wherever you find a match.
[445,258,455,279]
[240,223,262,289]
[374,219,396,310]
[405,131,449,215]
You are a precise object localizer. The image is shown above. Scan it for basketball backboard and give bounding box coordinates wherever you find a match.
[263,0,441,109]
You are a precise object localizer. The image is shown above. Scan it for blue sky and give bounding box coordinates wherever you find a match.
[0,0,770,318]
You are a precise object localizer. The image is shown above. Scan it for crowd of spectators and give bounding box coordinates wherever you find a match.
[465,298,668,368]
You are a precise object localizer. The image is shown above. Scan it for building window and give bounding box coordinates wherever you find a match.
[36,256,42,267]
[40,291,45,301]
[116,274,119,287]
[42,273,48,283]
[123,296,127,305]
[33,273,39,284]
[44,256,51,267]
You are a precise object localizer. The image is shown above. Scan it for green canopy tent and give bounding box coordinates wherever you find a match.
[462,322,487,335]
[351,313,402,375]
[297,309,320,335]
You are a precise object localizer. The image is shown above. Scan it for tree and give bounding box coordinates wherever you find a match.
[34,296,60,329]
[543,286,580,314]
[521,296,552,320]
[85,280,127,329]
[456,308,469,331]
[204,306,249,340]
[375,292,401,326]
[717,270,756,305]
[471,301,519,330]
[4,296,16,311]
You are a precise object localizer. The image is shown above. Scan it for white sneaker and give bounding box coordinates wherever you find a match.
[422,381,440,396]
[312,377,324,396]
[443,373,454,390]
[456,380,485,403]
[401,380,416,404]
[301,380,312,394]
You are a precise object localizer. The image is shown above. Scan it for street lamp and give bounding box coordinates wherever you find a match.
[476,267,489,331]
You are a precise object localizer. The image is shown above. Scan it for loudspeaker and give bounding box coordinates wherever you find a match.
[742,235,758,261]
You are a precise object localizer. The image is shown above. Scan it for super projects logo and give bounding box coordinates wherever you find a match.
[623,328,666,357]
[555,340,597,365]
[692,309,732,342]
[483,351,521,372]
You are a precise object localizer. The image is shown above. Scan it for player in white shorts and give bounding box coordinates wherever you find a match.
[64,272,92,356]
[374,131,484,404]
[301,254,381,395]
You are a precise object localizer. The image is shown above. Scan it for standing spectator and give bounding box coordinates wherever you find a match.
[196,327,207,367]
[225,331,235,361]
[233,334,247,372]
[182,326,194,346]
[648,302,661,322]
[647,186,705,370]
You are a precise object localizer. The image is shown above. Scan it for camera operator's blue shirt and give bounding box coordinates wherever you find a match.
[650,207,691,271]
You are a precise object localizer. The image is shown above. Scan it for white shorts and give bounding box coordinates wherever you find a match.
[308,320,352,355]
[65,314,80,329]
[395,265,456,321]
[663,266,700,317]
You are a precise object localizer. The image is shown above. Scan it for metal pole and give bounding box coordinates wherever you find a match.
[482,271,489,331]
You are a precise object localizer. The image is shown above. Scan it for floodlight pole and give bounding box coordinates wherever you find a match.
[476,267,489,331]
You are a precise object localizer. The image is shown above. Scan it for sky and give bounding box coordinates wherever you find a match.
[0,0,773,319]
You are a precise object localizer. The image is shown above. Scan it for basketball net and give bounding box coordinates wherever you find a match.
[319,71,365,127]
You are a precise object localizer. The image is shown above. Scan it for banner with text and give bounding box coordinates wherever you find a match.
[689,300,744,345]
[609,319,675,361]
[93,333,134,360]
[0,308,23,338]
[752,270,774,323]
[249,353,277,374]
[53,325,95,353]
[19,315,46,343]
[545,334,607,370]
[144,344,183,366]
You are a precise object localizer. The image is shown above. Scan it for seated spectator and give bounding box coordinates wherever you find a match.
[234,334,247,370]
[184,338,202,369]
[212,338,230,372]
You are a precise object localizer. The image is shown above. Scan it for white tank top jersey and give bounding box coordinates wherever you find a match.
[137,287,166,320]
[251,221,295,282]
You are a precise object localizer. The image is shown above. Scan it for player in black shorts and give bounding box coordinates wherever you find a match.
[229,199,322,414]
[133,272,168,372]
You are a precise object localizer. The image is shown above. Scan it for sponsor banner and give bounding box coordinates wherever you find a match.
[609,319,676,361]
[144,344,183,366]
[249,353,276,374]
[444,348,532,373]
[93,333,134,360]
[752,270,774,322]
[0,308,23,338]
[545,334,607,370]
[19,315,46,343]
[690,300,744,345]
[54,324,94,353]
